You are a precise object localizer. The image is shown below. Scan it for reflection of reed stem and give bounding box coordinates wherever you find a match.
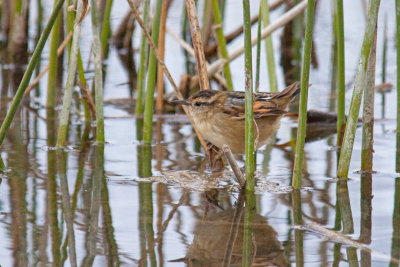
[222,190,245,267]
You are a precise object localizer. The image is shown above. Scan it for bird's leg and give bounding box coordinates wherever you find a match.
[207,142,225,172]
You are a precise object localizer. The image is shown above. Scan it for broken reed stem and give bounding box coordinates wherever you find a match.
[47,0,62,108]
[337,0,381,178]
[143,0,163,144]
[128,0,208,151]
[261,0,278,92]
[292,0,315,189]
[211,0,233,91]
[190,0,308,90]
[100,0,113,56]
[361,29,377,173]
[222,145,245,188]
[135,0,149,116]
[397,0,400,172]
[185,0,210,90]
[335,0,345,148]
[56,0,84,148]
[242,0,255,191]
[0,0,66,147]
[90,0,105,143]
[156,0,169,114]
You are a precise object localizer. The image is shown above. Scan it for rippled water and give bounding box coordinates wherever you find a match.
[0,0,400,266]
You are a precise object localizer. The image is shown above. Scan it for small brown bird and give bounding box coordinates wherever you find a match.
[174,82,300,154]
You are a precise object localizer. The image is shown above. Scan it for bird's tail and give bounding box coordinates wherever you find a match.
[272,81,302,108]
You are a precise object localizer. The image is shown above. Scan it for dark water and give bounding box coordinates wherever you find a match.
[0,0,400,266]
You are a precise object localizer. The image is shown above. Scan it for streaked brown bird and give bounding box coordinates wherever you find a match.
[174,82,300,154]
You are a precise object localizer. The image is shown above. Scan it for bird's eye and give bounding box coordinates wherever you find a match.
[195,102,201,106]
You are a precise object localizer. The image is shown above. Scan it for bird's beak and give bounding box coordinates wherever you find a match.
[170,99,190,106]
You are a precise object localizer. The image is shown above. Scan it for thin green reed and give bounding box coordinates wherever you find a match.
[100,0,113,57]
[335,0,345,146]
[389,178,400,267]
[0,0,66,147]
[143,0,163,144]
[56,0,84,148]
[34,0,44,96]
[211,0,234,91]
[135,0,150,116]
[292,0,315,189]
[90,0,105,143]
[261,0,278,92]
[255,4,262,93]
[47,0,62,108]
[337,0,381,178]
[396,0,400,172]
[242,0,255,189]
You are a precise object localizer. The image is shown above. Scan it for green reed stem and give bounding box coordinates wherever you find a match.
[335,0,345,146]
[242,190,255,267]
[100,0,113,57]
[0,154,4,171]
[143,0,163,144]
[47,0,62,109]
[261,0,278,92]
[56,0,84,148]
[337,0,381,178]
[211,0,233,91]
[0,0,66,147]
[293,0,303,80]
[292,0,315,189]
[90,0,105,143]
[255,4,262,93]
[396,0,400,172]
[382,15,388,84]
[135,0,150,116]
[66,0,90,122]
[242,0,254,189]
[361,30,377,172]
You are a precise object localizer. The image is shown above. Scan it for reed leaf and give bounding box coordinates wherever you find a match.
[292,0,315,189]
[337,0,381,178]
[0,0,66,147]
